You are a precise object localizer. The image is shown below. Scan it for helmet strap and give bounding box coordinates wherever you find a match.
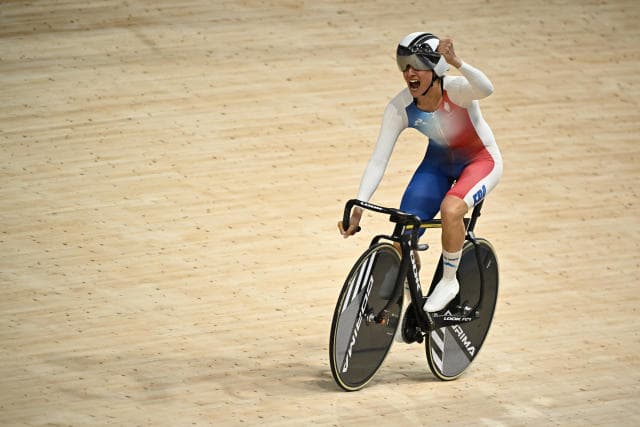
[421,73,438,96]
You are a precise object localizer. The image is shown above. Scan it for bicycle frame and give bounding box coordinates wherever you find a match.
[342,199,486,334]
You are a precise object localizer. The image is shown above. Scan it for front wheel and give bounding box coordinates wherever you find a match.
[329,243,402,391]
[426,238,499,380]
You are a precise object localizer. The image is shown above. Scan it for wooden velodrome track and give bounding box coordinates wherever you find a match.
[1,0,639,425]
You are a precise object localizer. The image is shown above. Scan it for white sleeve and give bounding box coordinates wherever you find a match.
[444,62,494,107]
[356,100,407,201]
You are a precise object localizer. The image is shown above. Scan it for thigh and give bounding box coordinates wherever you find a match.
[400,164,451,221]
[448,148,503,208]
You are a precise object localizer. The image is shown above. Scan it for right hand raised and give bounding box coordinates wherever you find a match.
[338,207,363,238]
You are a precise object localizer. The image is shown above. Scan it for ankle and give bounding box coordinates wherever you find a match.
[437,277,459,287]
[441,249,462,282]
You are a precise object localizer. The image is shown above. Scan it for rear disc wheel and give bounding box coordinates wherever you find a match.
[426,238,499,380]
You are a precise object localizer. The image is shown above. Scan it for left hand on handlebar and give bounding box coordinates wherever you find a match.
[338,207,363,238]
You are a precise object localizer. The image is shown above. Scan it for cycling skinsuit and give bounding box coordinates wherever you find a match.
[356,62,503,223]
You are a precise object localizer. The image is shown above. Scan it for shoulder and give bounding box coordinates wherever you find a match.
[380,88,411,130]
[384,88,412,116]
[389,87,413,108]
[442,75,466,91]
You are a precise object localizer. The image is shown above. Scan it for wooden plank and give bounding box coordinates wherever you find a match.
[1,0,639,425]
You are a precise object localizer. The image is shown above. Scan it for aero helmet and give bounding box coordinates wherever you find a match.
[396,32,450,77]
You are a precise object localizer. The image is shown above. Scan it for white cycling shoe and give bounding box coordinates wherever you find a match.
[423,278,459,312]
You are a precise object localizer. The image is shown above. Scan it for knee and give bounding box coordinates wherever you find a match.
[440,197,468,223]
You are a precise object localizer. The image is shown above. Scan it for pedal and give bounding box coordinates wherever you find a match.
[416,243,429,251]
[401,302,424,344]
[454,301,479,318]
[376,310,399,329]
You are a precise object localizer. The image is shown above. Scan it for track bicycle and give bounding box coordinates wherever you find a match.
[329,199,499,391]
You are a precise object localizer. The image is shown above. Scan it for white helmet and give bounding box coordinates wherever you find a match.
[396,32,449,77]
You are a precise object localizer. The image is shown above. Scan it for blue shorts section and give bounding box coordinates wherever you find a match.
[399,141,465,225]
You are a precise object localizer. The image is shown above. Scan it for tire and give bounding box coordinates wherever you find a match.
[425,238,499,380]
[329,243,402,391]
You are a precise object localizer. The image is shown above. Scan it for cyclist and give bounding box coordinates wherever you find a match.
[338,32,502,313]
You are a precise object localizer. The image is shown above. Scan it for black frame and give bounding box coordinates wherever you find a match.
[342,198,486,334]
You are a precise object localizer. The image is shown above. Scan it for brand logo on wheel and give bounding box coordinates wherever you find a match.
[451,323,476,357]
[342,275,374,373]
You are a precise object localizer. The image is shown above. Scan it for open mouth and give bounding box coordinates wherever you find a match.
[409,79,420,90]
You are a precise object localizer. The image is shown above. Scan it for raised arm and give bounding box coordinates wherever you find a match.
[444,62,494,106]
[437,38,494,107]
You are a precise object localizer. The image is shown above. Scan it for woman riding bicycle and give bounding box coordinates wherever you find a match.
[338,32,502,313]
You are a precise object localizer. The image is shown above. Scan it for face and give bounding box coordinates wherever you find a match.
[402,66,434,97]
